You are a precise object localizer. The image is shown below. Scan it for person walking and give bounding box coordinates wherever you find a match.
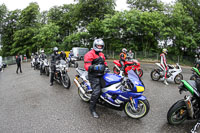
[16,54,22,74]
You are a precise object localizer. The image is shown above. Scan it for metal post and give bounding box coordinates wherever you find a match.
[178,56,180,64]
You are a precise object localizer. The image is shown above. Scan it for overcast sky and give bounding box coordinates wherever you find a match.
[1,0,174,12]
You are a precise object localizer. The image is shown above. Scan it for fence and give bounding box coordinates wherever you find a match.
[2,55,29,65]
[104,50,194,66]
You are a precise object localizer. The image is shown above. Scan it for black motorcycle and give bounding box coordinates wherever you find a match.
[52,59,71,89]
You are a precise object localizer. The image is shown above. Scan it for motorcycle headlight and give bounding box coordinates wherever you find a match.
[136,86,144,92]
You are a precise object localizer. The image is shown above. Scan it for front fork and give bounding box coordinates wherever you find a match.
[184,95,194,118]
[129,97,138,112]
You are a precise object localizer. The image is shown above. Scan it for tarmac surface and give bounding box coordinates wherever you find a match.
[0,61,197,133]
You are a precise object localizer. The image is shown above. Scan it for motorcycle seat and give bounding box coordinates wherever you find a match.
[187,80,198,91]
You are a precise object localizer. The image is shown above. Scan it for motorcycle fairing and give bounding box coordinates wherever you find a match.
[113,60,122,67]
[128,70,144,92]
[182,80,200,97]
[192,67,200,76]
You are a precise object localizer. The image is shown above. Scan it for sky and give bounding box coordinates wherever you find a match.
[0,0,174,12]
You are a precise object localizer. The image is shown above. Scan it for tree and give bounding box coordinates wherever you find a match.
[74,0,116,27]
[33,23,59,53]
[127,0,164,12]
[1,10,21,56]
[12,2,40,56]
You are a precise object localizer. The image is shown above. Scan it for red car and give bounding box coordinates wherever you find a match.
[113,59,143,77]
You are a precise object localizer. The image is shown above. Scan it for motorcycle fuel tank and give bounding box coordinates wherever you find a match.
[103,73,121,86]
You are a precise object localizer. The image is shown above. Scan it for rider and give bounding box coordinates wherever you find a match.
[119,48,127,75]
[60,51,66,60]
[39,49,47,75]
[84,39,108,118]
[126,50,134,61]
[50,47,60,86]
[68,50,74,62]
[160,48,168,85]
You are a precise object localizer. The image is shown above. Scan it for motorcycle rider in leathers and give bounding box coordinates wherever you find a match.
[84,39,108,118]
[50,47,60,86]
[160,48,168,85]
[39,49,47,75]
[119,48,127,75]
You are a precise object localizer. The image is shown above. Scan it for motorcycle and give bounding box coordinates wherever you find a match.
[67,56,78,68]
[51,59,71,89]
[167,79,200,132]
[113,59,143,77]
[74,69,150,119]
[151,63,183,84]
[34,58,40,70]
[190,67,200,80]
[40,58,50,76]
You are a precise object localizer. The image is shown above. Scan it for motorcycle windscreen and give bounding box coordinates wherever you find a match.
[103,73,121,86]
[128,70,142,87]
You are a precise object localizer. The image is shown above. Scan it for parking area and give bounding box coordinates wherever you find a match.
[0,61,195,133]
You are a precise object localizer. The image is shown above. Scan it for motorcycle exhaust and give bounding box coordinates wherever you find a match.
[184,95,194,118]
[74,78,90,99]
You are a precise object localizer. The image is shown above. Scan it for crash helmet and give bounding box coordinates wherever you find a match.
[53,47,58,55]
[40,49,44,53]
[122,48,127,53]
[93,39,104,52]
[162,48,168,54]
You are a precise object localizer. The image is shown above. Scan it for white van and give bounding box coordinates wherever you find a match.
[72,47,89,60]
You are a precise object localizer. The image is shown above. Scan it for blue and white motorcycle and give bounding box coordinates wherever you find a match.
[74,68,150,119]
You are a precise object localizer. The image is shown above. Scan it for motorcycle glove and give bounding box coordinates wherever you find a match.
[89,64,105,73]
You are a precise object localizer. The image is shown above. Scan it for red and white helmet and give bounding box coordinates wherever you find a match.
[122,48,127,53]
[93,39,104,52]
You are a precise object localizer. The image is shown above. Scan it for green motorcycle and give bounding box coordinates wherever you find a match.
[167,79,200,125]
[190,67,200,80]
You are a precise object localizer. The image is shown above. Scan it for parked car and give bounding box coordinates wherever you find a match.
[72,47,89,60]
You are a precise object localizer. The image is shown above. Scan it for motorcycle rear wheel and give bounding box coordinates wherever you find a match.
[78,87,90,102]
[167,100,187,125]
[62,73,71,89]
[174,73,183,84]
[124,99,150,119]
[150,69,160,81]
[190,74,197,80]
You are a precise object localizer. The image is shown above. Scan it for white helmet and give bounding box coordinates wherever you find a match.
[122,48,127,53]
[40,49,44,53]
[93,39,104,52]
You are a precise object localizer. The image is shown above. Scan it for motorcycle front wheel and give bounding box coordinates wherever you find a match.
[124,99,150,119]
[136,69,143,78]
[167,100,187,125]
[113,66,120,75]
[74,62,78,68]
[150,69,160,81]
[45,67,49,76]
[61,73,71,89]
[174,73,183,84]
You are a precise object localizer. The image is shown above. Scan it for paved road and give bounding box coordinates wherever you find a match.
[0,61,196,133]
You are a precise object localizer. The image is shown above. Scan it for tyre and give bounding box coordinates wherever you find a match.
[78,87,90,102]
[113,66,120,75]
[137,69,143,78]
[167,100,187,125]
[174,73,183,84]
[45,67,49,76]
[124,99,150,119]
[190,74,197,80]
[62,73,71,89]
[74,62,78,68]
[150,69,160,81]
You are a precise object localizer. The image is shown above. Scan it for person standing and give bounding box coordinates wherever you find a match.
[160,48,168,85]
[84,39,108,118]
[16,54,22,74]
[127,50,134,61]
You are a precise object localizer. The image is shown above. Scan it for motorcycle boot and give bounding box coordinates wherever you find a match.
[89,101,99,118]
[163,79,168,85]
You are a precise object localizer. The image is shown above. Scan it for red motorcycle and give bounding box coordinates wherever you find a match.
[113,59,143,77]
